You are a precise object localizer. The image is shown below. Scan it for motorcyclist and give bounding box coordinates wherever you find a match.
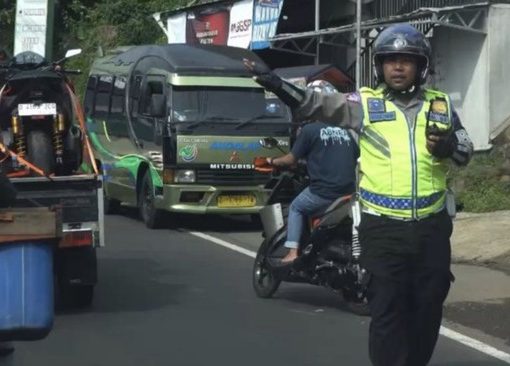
[267,80,359,263]
[245,23,473,366]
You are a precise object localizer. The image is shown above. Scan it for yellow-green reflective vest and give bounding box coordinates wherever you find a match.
[358,87,452,219]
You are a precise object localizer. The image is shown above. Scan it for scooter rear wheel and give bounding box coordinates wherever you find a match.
[27,129,55,176]
[252,243,281,298]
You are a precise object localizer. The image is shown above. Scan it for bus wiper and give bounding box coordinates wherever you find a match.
[235,115,276,129]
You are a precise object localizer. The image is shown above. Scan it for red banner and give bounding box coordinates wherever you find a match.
[186,8,230,45]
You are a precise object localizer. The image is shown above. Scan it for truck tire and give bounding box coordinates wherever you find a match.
[139,171,165,229]
[59,284,94,308]
[27,130,55,176]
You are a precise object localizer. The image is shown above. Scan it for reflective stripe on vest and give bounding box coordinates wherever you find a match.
[358,87,451,219]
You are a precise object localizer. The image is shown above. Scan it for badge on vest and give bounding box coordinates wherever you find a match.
[367,98,386,113]
[369,111,397,122]
[367,98,395,122]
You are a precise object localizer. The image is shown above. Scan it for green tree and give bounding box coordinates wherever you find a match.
[56,0,188,95]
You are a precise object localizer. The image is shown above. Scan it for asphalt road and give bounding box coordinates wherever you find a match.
[4,211,510,366]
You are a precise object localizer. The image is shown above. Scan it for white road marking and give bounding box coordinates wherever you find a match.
[188,231,256,258]
[188,230,510,364]
[439,327,510,363]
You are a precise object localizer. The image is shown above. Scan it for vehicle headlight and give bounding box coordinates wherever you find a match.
[174,170,196,183]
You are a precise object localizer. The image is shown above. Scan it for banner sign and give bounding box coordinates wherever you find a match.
[227,0,254,48]
[166,0,282,49]
[251,0,284,50]
[167,13,187,43]
[186,6,230,45]
[14,0,52,57]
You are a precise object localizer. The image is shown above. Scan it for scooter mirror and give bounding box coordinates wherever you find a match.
[65,49,82,59]
[259,137,279,149]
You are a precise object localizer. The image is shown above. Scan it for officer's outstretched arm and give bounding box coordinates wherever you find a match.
[244,59,361,131]
[243,58,305,108]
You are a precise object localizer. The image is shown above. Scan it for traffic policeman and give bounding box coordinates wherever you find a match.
[245,23,473,366]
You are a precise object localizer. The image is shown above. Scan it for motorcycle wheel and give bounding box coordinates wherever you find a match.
[252,242,281,298]
[27,130,55,176]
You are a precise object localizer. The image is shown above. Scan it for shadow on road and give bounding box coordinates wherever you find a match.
[57,257,186,315]
[115,206,262,233]
[270,284,368,316]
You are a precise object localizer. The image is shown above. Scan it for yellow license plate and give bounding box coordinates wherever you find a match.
[217,195,256,208]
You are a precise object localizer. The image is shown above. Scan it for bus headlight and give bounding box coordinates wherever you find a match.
[174,170,196,183]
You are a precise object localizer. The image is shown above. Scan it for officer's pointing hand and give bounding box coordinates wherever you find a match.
[242,58,282,93]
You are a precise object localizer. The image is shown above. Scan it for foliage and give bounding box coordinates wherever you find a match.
[0,0,15,54]
[449,148,510,212]
[58,0,188,96]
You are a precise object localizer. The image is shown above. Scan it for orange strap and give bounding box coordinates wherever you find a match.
[0,141,48,177]
[64,83,99,175]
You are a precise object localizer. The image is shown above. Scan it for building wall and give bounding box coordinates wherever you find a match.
[430,26,491,150]
[488,4,510,139]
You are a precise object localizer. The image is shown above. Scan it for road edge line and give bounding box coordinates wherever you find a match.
[188,230,510,364]
[439,326,510,363]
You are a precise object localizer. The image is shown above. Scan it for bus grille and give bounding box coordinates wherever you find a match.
[196,170,269,186]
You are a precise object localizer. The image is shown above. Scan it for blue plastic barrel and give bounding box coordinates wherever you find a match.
[0,242,54,341]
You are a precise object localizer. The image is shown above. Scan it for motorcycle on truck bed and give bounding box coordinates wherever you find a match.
[0,49,104,308]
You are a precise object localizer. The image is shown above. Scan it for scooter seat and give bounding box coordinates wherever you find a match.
[311,194,353,229]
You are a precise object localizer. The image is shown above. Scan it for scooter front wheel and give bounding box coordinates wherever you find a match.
[252,243,281,298]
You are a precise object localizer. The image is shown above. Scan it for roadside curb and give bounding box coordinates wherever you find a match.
[451,210,510,271]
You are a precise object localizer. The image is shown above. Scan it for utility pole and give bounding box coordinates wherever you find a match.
[355,0,362,89]
[315,0,320,65]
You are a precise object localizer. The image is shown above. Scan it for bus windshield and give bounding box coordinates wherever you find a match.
[171,86,290,125]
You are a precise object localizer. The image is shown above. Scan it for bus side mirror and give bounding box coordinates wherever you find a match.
[259,137,279,149]
[150,94,166,118]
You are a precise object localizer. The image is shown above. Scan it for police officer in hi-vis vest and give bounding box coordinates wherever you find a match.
[244,24,473,366]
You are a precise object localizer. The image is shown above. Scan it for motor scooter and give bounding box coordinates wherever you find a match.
[252,137,369,315]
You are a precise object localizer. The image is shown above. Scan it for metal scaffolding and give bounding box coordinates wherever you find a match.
[271,1,489,86]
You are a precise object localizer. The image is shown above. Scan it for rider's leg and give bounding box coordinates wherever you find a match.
[282,187,334,262]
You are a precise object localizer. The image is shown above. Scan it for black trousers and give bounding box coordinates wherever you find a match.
[359,210,453,366]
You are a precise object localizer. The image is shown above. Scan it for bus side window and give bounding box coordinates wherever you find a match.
[108,77,130,139]
[84,76,97,116]
[95,75,113,117]
[111,77,126,115]
[130,75,143,116]
[140,76,165,116]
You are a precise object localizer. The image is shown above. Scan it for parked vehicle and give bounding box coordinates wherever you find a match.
[84,44,292,228]
[252,137,369,315]
[0,49,103,308]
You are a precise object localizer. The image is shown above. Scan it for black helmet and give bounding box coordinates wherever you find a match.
[373,24,431,85]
